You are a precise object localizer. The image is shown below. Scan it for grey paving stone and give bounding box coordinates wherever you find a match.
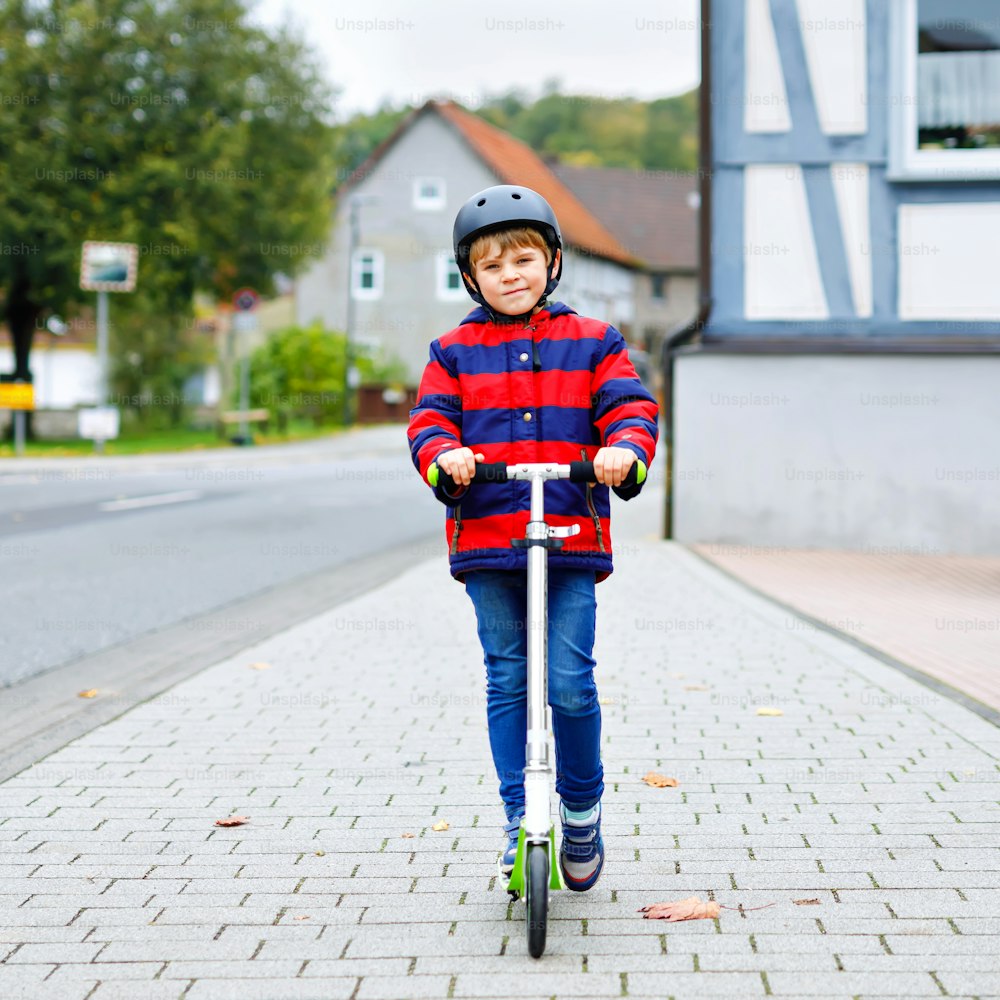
[4,941,103,963]
[765,970,944,995]
[89,984,189,1000]
[45,961,164,980]
[450,972,623,997]
[185,980,356,1000]
[622,971,768,997]
[162,958,303,978]
[0,982,93,1000]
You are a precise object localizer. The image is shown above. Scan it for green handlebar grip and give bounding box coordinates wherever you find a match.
[427,463,440,487]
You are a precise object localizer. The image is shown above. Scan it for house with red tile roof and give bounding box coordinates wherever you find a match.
[294,101,644,382]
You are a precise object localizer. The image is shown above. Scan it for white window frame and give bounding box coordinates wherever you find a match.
[889,0,1000,181]
[351,248,383,300]
[413,177,446,211]
[435,252,468,302]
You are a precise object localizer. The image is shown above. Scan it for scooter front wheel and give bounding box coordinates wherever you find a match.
[525,843,548,958]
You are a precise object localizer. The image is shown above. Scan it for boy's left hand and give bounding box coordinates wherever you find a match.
[592,446,636,488]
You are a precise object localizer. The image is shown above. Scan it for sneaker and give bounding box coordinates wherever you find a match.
[559,801,604,891]
[498,815,522,879]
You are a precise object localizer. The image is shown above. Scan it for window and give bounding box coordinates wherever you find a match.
[436,252,468,301]
[351,249,383,300]
[890,0,1000,179]
[650,273,668,301]
[413,177,445,210]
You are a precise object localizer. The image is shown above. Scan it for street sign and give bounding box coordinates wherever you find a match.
[80,242,139,292]
[233,287,260,312]
[0,383,34,411]
[232,312,259,334]
[78,406,120,441]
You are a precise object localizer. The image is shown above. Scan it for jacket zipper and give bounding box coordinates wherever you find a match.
[581,449,606,552]
[450,504,463,554]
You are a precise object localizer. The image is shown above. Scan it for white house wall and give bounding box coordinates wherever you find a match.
[898,203,1000,321]
[710,0,1000,333]
[830,163,872,317]
[744,0,792,132]
[683,1,1000,551]
[674,353,1000,554]
[559,251,635,333]
[743,164,828,319]
[795,0,868,134]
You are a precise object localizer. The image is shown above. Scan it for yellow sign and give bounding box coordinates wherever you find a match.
[0,383,34,411]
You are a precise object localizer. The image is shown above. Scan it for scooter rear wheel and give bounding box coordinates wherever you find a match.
[525,843,548,958]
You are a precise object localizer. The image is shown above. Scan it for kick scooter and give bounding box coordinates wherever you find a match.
[429,458,645,957]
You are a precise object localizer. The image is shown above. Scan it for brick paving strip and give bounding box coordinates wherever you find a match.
[690,546,1000,718]
[1,542,998,999]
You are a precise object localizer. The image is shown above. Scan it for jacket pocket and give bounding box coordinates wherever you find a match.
[449,504,463,555]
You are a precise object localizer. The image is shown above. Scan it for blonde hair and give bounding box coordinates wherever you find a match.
[469,227,552,271]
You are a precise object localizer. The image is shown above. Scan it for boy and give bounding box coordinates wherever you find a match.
[408,184,658,890]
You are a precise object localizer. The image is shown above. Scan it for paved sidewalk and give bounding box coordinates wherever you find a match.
[691,545,1000,716]
[2,542,999,999]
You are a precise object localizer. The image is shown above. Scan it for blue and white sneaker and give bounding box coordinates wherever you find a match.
[559,801,604,891]
[498,815,522,879]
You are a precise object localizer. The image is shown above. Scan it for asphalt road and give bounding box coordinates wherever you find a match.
[0,426,442,687]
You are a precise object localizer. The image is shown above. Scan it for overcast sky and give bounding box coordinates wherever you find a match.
[250,0,701,117]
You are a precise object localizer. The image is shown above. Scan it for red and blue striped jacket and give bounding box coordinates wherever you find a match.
[408,301,659,581]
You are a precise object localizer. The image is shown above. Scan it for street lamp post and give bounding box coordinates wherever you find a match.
[343,194,377,427]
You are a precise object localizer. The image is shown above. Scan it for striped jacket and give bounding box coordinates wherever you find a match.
[407,301,659,581]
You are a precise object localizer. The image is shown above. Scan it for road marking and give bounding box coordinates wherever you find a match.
[98,490,203,512]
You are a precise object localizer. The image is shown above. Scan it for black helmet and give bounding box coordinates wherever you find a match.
[452,184,563,310]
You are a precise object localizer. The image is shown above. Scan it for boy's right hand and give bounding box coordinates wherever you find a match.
[436,447,485,487]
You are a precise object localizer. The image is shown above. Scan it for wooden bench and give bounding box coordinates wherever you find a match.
[218,408,270,438]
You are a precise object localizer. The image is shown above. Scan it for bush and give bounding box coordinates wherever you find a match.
[245,323,404,427]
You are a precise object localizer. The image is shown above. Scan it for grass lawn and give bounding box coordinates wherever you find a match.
[0,419,348,458]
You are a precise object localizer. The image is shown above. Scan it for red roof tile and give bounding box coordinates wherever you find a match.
[433,102,635,267]
[552,163,699,271]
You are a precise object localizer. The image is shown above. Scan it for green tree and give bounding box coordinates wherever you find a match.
[108,295,213,429]
[477,87,698,172]
[0,0,336,385]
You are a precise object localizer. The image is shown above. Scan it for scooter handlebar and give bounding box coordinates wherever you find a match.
[428,459,645,493]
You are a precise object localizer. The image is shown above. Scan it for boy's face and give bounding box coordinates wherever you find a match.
[471,241,557,317]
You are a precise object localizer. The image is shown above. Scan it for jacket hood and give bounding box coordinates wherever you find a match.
[458,301,577,326]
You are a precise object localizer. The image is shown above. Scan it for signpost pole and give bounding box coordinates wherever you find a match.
[80,242,136,454]
[13,410,25,457]
[230,288,260,447]
[95,290,109,454]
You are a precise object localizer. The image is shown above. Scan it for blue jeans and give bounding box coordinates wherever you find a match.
[464,568,604,820]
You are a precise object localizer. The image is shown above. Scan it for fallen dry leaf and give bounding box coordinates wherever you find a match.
[639,896,721,921]
[214,815,249,827]
[314,851,325,857]
[77,689,99,699]
[401,832,416,839]
[642,772,679,788]
[248,661,271,671]
[431,820,450,832]
[756,706,784,716]
[793,898,821,906]
[292,915,310,920]
[684,684,710,691]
